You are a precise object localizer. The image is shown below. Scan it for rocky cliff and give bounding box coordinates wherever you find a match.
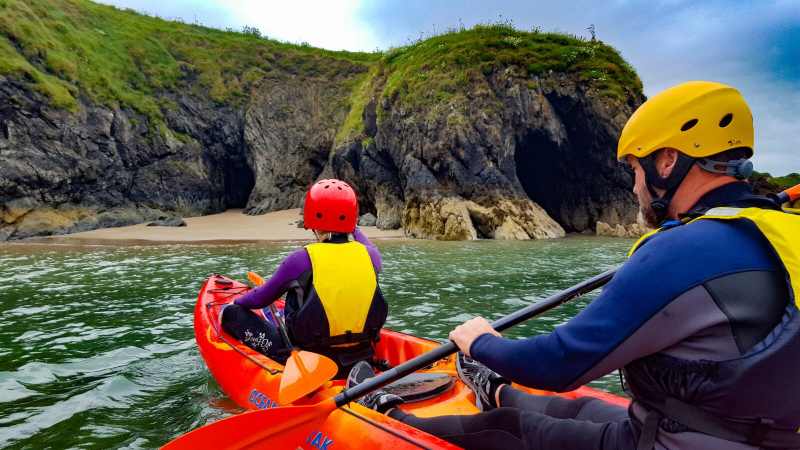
[0,0,644,241]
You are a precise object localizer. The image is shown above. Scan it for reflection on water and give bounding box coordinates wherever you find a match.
[0,236,631,448]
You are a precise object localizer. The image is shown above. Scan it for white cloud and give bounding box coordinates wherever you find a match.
[98,0,378,51]
[225,0,377,51]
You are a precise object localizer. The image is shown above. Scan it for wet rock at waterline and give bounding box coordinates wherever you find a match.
[358,213,377,227]
[595,221,650,238]
[147,216,187,227]
[403,196,565,241]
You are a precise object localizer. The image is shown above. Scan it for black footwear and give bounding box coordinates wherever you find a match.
[456,353,509,411]
[346,360,376,389]
[346,361,403,413]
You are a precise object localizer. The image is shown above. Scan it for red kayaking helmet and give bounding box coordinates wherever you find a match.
[303,179,358,233]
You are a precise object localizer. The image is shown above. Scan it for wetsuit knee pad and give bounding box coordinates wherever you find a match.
[544,396,595,420]
[462,407,523,437]
[220,303,247,326]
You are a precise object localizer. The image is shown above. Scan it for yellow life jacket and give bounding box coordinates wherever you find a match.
[625,206,800,447]
[629,206,800,308]
[305,241,378,339]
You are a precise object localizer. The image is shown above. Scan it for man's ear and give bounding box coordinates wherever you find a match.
[656,148,679,178]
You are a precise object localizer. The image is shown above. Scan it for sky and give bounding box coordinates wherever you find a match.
[98,0,800,175]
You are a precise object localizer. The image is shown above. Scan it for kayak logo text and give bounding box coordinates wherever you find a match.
[248,389,279,409]
[305,431,334,450]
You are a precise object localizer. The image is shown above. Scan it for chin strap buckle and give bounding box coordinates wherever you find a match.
[697,158,754,179]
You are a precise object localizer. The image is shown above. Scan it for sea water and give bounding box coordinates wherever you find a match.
[0,236,631,448]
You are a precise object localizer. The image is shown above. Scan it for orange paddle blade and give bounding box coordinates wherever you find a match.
[162,398,337,450]
[279,350,338,404]
[247,271,265,286]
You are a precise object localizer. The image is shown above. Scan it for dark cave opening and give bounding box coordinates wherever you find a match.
[514,127,638,233]
[514,130,573,231]
[223,156,255,209]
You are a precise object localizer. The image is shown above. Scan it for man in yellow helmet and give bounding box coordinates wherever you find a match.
[350,81,800,449]
[617,81,759,227]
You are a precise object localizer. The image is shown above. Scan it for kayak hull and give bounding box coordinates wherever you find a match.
[191,274,629,449]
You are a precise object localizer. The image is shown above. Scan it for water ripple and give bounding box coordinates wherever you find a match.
[0,236,632,448]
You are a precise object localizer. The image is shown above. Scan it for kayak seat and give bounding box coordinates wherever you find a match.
[383,372,455,403]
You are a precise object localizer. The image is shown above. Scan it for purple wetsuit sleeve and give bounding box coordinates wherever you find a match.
[234,248,312,309]
[353,227,382,273]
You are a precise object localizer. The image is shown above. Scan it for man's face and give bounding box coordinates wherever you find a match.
[626,156,660,227]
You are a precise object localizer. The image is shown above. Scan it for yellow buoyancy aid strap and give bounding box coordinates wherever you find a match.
[627,227,665,257]
[305,241,377,338]
[692,207,800,309]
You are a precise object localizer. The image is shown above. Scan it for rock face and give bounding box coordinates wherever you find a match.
[147,216,187,227]
[358,213,377,227]
[242,78,353,215]
[596,221,650,238]
[0,68,642,240]
[331,69,642,240]
[0,76,248,240]
[0,29,643,241]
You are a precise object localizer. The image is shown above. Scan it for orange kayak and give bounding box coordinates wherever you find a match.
[194,274,629,449]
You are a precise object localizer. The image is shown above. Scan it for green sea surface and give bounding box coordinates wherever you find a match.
[0,236,632,449]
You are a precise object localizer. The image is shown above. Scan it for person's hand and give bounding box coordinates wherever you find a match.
[449,317,501,357]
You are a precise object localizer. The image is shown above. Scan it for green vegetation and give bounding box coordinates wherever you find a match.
[0,1,642,138]
[378,23,642,109]
[754,171,800,190]
[770,173,800,189]
[334,66,381,146]
[0,0,375,119]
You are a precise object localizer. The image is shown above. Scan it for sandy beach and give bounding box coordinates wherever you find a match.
[43,209,405,244]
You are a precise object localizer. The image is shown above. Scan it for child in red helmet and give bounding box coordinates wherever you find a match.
[221,179,388,376]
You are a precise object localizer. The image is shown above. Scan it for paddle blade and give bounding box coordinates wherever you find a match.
[247,271,265,286]
[279,350,338,404]
[162,399,336,450]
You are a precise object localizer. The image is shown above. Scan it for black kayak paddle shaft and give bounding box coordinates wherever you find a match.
[335,267,617,407]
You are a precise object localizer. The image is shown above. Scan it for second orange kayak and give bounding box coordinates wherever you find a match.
[193,274,629,449]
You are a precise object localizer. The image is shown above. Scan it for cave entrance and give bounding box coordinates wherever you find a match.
[223,157,255,209]
[514,130,572,230]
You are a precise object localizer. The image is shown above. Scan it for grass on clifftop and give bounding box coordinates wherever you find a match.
[0,0,642,141]
[0,0,375,118]
[333,24,643,142]
[380,23,642,108]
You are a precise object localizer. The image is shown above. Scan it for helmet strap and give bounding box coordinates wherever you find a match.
[696,158,753,179]
[640,153,696,224]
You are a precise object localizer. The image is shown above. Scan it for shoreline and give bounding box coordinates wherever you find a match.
[20,209,407,246]
[0,209,639,248]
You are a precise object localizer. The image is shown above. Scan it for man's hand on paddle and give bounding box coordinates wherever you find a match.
[449,317,501,357]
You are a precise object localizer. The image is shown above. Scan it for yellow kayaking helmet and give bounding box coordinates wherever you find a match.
[617,80,754,161]
[617,81,755,224]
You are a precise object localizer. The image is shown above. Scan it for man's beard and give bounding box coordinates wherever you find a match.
[640,203,661,228]
[636,187,661,228]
